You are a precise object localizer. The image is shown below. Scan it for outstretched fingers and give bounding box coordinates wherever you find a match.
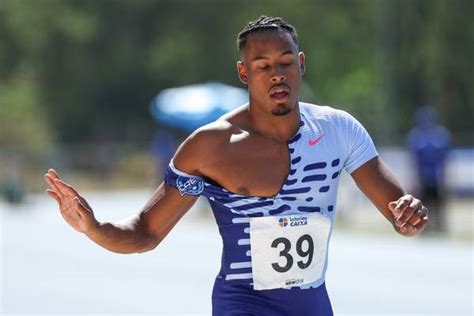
[46,189,61,204]
[44,173,62,196]
[44,168,66,190]
[53,178,79,197]
[44,169,96,233]
[48,168,63,180]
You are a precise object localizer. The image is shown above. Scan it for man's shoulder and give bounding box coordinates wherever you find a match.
[299,102,353,123]
[171,118,238,176]
[191,119,236,145]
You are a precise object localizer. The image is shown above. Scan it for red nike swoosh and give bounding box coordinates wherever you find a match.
[308,134,324,146]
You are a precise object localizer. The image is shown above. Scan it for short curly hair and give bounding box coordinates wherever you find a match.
[237,16,298,51]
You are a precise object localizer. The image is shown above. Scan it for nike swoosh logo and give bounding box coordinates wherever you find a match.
[308,134,324,146]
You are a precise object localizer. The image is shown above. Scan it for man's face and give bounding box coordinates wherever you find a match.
[238,30,305,116]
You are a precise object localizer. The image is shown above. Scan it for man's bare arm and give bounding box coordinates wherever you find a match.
[350,156,428,237]
[44,170,198,254]
[44,129,213,254]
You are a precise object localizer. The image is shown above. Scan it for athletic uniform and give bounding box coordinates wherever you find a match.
[165,103,378,315]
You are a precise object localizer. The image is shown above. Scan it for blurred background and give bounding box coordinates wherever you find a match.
[1,0,472,315]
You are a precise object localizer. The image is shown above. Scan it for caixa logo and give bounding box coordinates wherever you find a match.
[279,216,308,228]
[176,176,204,196]
[278,217,289,228]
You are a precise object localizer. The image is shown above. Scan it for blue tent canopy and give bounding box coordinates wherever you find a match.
[150,82,248,131]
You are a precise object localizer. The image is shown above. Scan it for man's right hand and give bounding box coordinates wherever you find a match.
[44,169,98,234]
[42,129,205,253]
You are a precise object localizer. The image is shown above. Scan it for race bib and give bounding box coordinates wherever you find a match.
[249,213,331,290]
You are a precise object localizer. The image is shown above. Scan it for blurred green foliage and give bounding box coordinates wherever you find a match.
[1,0,472,152]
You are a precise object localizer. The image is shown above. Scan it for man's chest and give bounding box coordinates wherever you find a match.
[203,136,291,197]
[202,128,343,199]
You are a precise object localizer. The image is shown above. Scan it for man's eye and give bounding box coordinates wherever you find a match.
[282,62,293,67]
[258,65,269,70]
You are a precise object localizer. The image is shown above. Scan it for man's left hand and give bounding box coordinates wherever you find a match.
[389,195,429,236]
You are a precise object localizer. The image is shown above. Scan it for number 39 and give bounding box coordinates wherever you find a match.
[271,234,314,273]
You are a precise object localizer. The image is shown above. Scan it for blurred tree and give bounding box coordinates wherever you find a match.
[0,69,51,151]
[394,0,473,145]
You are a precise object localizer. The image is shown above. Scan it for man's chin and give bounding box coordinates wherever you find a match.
[271,105,292,116]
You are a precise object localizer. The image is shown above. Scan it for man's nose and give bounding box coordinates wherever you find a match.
[271,69,286,83]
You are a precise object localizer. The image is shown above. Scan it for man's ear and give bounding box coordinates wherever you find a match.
[237,61,248,85]
[298,52,306,76]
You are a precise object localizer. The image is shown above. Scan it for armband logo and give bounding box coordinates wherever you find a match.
[176,176,204,196]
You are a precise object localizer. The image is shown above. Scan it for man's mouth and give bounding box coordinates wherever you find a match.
[270,86,290,102]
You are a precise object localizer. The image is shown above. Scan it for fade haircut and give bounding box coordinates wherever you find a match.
[237,16,298,52]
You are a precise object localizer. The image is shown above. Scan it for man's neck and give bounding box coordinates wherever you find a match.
[247,101,301,143]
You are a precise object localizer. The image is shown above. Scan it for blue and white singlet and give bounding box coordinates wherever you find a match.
[165,103,378,315]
